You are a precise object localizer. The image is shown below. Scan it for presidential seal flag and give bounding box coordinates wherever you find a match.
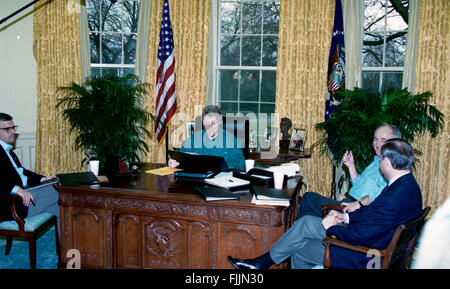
[155,0,177,143]
[325,0,345,122]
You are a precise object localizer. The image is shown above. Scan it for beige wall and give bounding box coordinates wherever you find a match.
[0,0,37,134]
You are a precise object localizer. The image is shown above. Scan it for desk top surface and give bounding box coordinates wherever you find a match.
[56,163,302,210]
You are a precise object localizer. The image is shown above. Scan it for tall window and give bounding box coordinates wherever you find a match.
[361,0,409,93]
[87,0,140,76]
[216,0,280,120]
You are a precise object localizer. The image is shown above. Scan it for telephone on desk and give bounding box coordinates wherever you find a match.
[232,163,302,187]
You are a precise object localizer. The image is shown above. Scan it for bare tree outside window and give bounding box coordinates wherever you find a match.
[362,0,409,93]
[87,0,140,77]
[217,0,280,147]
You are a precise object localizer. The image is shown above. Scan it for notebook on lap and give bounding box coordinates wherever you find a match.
[168,150,228,180]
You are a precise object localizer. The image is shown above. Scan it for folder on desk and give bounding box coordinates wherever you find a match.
[251,185,291,201]
[56,172,99,186]
[195,185,239,201]
[168,150,228,179]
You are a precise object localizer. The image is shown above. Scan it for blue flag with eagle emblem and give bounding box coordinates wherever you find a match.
[325,0,345,122]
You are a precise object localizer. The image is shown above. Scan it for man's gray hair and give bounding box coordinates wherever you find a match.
[202,105,222,119]
[378,123,402,138]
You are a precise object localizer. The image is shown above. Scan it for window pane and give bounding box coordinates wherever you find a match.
[382,72,403,92]
[218,70,239,101]
[123,0,140,33]
[263,2,280,34]
[261,70,276,102]
[240,70,260,101]
[102,33,122,64]
[242,36,261,66]
[87,0,100,32]
[263,36,278,66]
[362,71,380,93]
[362,32,384,67]
[221,35,240,66]
[220,101,238,114]
[239,102,258,115]
[103,0,122,32]
[122,68,135,76]
[384,32,406,67]
[91,67,102,77]
[221,2,240,34]
[386,1,408,31]
[242,3,262,34]
[364,0,386,32]
[123,34,137,64]
[90,32,100,64]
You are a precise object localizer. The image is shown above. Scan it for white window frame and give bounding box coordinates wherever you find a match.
[360,0,408,93]
[87,0,139,76]
[212,0,280,114]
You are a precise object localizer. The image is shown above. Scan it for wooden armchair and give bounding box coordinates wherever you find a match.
[321,205,430,269]
[0,193,61,269]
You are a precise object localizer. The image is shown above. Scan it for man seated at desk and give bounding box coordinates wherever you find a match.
[169,105,245,171]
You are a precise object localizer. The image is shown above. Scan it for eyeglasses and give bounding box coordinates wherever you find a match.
[0,125,18,132]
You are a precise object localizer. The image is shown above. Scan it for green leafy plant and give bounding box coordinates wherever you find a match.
[57,74,152,169]
[314,88,444,176]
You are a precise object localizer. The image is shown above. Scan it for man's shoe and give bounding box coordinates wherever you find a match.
[227,256,262,269]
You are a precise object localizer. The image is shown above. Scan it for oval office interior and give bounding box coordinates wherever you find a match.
[0,0,449,270]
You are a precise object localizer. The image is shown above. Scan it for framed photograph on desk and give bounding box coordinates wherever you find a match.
[289,128,307,151]
[186,121,195,138]
[261,127,278,151]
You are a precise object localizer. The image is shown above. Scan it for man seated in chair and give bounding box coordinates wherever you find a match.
[0,112,57,222]
[169,105,245,171]
[298,123,402,218]
[228,138,423,269]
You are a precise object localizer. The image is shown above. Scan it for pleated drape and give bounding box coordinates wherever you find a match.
[143,0,211,164]
[413,0,449,213]
[33,0,83,175]
[276,0,335,195]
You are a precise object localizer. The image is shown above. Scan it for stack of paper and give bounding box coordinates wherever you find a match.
[204,173,250,190]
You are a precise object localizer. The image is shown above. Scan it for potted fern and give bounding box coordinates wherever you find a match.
[315,88,444,185]
[56,74,152,172]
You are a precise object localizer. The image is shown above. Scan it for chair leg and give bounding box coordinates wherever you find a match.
[5,236,12,255]
[29,238,37,269]
[54,220,62,268]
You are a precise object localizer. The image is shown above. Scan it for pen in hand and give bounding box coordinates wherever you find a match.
[31,199,36,207]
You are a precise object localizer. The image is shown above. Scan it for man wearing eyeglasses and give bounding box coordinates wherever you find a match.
[0,112,56,222]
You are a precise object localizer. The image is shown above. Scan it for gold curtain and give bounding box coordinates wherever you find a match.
[143,0,211,164]
[276,0,335,195]
[413,0,449,212]
[33,0,83,175]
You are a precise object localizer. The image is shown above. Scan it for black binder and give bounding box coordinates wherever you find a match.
[56,172,99,186]
[251,185,291,201]
[195,185,239,201]
[233,168,274,187]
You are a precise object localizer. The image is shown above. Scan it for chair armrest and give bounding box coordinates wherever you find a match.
[321,204,345,217]
[0,194,26,231]
[322,236,385,269]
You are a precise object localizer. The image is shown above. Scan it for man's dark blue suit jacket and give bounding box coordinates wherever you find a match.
[0,146,44,220]
[326,173,423,269]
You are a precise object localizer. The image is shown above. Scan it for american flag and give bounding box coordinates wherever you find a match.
[155,0,177,143]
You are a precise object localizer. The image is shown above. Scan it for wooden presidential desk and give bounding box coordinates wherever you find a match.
[56,163,303,269]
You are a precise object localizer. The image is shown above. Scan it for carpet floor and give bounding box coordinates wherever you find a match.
[0,227,59,269]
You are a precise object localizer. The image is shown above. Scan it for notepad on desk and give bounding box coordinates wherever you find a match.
[195,185,240,201]
[204,173,250,190]
[251,194,290,207]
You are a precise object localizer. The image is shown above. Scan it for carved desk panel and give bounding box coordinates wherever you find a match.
[56,163,302,269]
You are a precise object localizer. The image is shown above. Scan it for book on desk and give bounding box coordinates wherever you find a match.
[195,185,240,201]
[250,185,291,207]
[204,173,250,191]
